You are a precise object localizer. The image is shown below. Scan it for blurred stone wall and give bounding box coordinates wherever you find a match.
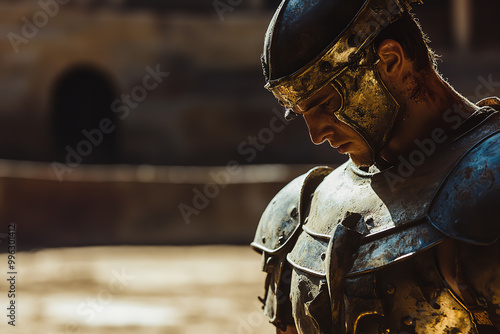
[0,0,340,167]
[0,161,314,249]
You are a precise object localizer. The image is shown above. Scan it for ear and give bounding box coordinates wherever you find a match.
[376,39,406,81]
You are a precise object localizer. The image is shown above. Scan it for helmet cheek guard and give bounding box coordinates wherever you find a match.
[262,0,422,160]
[332,47,400,158]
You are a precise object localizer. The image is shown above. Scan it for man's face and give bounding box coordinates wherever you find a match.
[294,84,373,166]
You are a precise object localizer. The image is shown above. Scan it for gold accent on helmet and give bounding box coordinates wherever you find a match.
[330,46,400,158]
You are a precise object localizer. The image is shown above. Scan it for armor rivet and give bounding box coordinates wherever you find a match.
[319,61,333,72]
[347,34,358,48]
[266,256,278,268]
[290,207,298,219]
[386,284,395,295]
[262,237,266,244]
[365,218,375,227]
[278,236,285,245]
[321,252,326,261]
[403,316,414,326]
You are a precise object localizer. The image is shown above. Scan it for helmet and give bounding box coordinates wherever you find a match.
[262,0,423,159]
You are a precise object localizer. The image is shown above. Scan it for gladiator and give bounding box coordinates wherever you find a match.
[251,1,500,333]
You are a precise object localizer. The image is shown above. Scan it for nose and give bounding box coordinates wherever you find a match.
[303,112,333,145]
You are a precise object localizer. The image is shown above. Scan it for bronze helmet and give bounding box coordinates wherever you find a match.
[262,0,423,160]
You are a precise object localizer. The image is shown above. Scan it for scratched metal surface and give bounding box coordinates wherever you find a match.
[429,131,500,245]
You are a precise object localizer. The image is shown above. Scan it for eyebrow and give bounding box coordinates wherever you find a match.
[296,93,332,112]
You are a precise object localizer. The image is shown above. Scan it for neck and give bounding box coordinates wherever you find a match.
[380,69,478,163]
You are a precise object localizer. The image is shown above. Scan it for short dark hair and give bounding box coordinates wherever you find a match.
[374,11,438,72]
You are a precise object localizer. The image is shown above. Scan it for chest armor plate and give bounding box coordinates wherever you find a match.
[288,249,484,334]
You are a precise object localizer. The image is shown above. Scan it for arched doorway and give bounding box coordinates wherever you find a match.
[52,65,119,164]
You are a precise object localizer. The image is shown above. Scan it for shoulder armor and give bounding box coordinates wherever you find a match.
[289,109,500,276]
[251,166,333,254]
[251,166,333,330]
[429,130,500,245]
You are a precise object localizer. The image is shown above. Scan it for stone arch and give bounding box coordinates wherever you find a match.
[51,65,119,164]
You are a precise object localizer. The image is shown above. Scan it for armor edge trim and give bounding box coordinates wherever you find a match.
[286,255,326,277]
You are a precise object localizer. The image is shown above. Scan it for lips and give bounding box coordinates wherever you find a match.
[326,137,350,153]
[336,142,350,154]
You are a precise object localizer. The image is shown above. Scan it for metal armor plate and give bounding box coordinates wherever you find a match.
[287,231,329,277]
[251,172,304,255]
[344,249,478,334]
[429,131,500,245]
[251,166,333,254]
[251,166,332,329]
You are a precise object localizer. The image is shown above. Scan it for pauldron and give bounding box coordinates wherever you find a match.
[251,166,332,330]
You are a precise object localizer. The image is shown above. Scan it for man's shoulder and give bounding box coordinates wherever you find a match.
[251,165,335,254]
[429,125,500,245]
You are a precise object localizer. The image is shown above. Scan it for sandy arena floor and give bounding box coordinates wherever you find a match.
[0,245,275,334]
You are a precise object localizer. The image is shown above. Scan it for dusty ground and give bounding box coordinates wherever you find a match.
[0,246,275,334]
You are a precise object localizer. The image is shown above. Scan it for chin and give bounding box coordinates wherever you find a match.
[349,153,374,167]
